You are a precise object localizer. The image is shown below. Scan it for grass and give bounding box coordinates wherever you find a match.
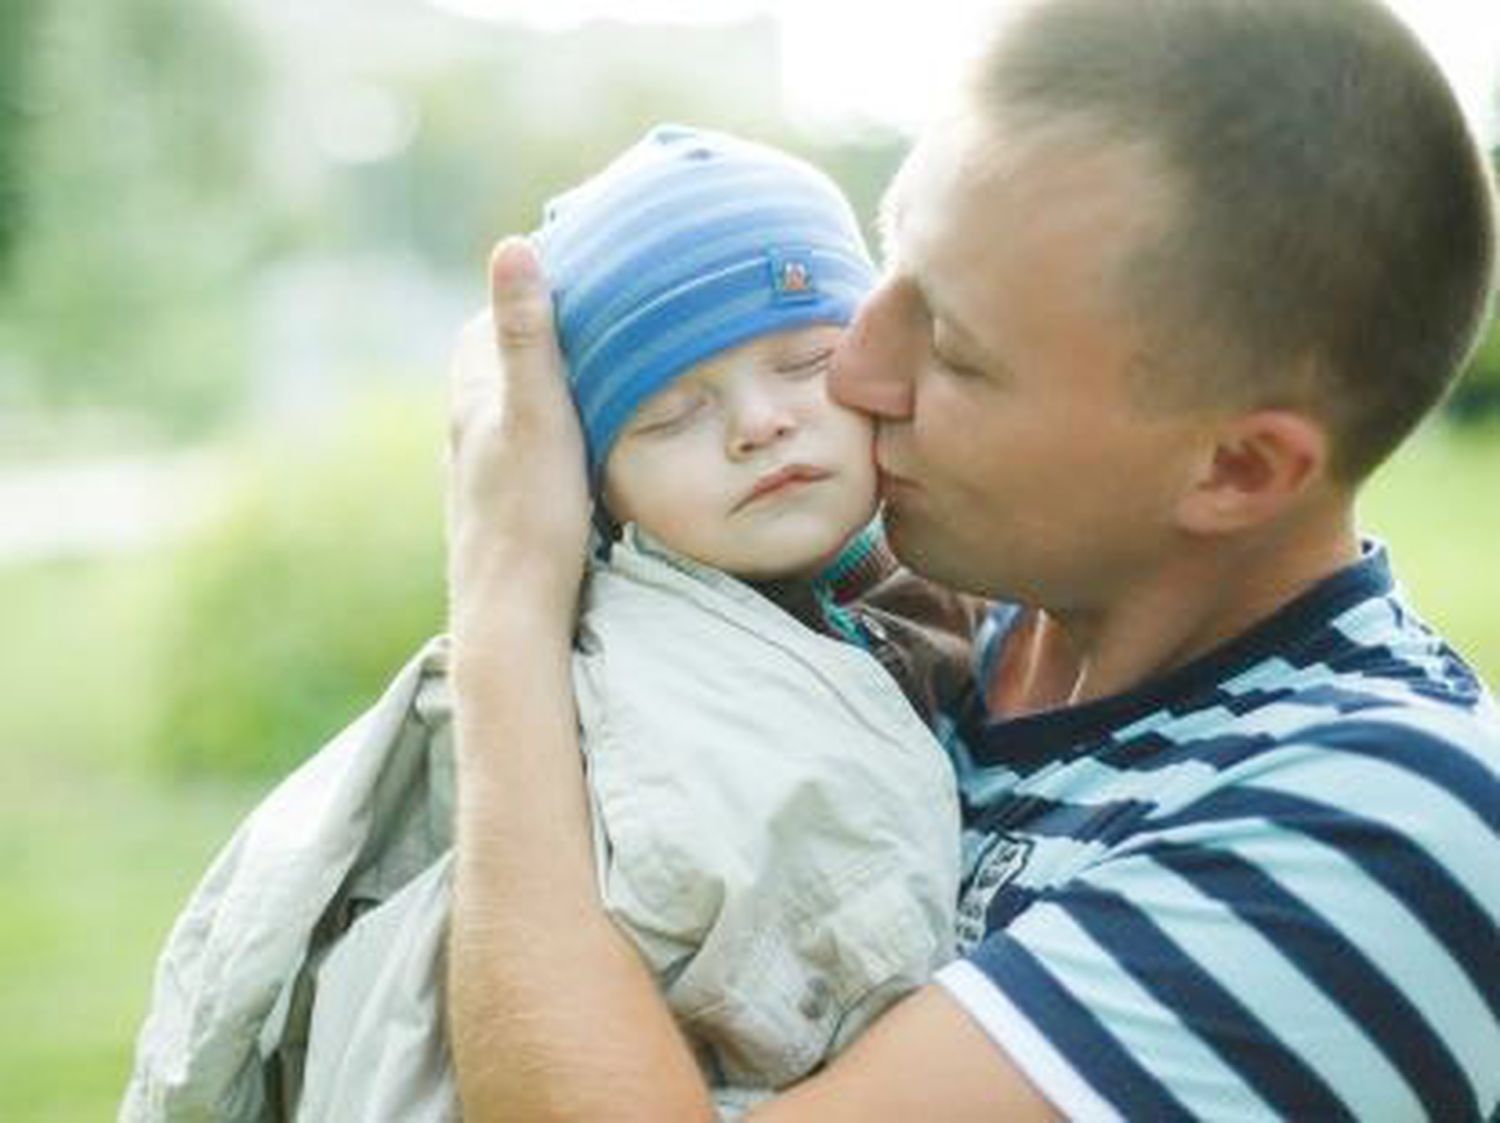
[0,559,268,1121]
[0,421,1494,1121]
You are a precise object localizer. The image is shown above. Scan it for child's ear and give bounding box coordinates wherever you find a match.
[1175,409,1330,534]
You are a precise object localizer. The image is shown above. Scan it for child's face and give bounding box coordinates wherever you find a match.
[603,324,878,580]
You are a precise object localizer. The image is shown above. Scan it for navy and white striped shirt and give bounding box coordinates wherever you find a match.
[936,543,1500,1121]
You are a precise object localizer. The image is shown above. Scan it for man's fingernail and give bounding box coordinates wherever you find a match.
[491,237,541,296]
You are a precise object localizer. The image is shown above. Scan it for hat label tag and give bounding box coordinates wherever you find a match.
[767,247,818,304]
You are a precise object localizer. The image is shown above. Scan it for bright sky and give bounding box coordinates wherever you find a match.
[427,0,1500,143]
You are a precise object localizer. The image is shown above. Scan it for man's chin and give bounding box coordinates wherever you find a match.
[882,508,997,596]
[881,508,947,579]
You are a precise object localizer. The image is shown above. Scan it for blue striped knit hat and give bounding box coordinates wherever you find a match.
[534,124,877,488]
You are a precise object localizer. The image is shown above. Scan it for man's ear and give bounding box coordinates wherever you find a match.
[1176,409,1330,534]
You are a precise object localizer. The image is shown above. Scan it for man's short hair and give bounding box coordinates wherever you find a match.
[974,0,1497,481]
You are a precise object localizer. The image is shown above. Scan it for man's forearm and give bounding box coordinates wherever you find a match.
[446,602,715,1122]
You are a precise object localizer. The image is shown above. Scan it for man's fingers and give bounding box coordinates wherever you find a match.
[448,311,501,455]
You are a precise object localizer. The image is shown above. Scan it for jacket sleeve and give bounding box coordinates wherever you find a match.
[294,856,458,1123]
[119,639,448,1122]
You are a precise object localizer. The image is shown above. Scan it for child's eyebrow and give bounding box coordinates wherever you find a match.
[630,379,705,421]
[775,337,836,361]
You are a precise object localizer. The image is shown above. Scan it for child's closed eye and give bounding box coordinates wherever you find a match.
[632,390,709,435]
[776,348,835,379]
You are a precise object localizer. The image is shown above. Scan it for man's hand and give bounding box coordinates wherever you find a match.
[447,237,590,647]
[445,238,716,1123]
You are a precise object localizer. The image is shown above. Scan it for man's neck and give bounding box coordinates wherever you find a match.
[993,509,1362,717]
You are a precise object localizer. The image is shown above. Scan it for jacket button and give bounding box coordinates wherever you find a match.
[799,977,833,1021]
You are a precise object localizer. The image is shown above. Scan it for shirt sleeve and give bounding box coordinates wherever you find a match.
[938,728,1500,1122]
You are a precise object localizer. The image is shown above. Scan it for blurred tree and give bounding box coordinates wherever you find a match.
[0,0,44,283]
[793,127,909,256]
[0,0,271,434]
[0,3,914,445]
[1449,312,1500,421]
[1445,144,1499,422]
[368,19,791,277]
[151,391,445,778]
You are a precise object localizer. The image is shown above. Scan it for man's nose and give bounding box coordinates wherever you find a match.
[829,280,917,420]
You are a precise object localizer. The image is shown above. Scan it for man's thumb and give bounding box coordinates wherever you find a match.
[489,236,557,356]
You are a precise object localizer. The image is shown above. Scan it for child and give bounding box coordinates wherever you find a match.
[123,126,985,1122]
[530,123,980,1095]
[543,124,982,726]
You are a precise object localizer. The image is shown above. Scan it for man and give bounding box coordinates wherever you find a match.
[444,0,1499,1119]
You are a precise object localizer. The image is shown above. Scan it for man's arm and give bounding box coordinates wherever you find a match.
[747,986,1061,1123]
[444,239,1061,1123]
[444,241,713,1122]
[447,602,714,1121]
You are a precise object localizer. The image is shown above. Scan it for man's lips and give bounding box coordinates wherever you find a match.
[735,464,831,510]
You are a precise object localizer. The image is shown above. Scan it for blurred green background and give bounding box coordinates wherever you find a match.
[0,1,1496,1119]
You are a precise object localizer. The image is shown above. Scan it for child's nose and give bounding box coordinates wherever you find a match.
[727,391,796,459]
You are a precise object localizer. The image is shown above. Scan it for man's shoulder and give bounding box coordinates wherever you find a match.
[944,557,1500,1122]
[1148,594,1500,825]
[1245,574,1500,772]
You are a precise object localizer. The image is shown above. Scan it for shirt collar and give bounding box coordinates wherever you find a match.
[969,540,1394,771]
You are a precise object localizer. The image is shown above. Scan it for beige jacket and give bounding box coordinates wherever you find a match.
[122,528,961,1120]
